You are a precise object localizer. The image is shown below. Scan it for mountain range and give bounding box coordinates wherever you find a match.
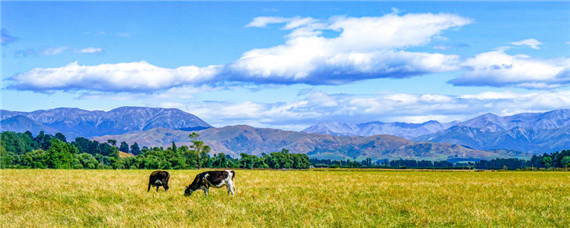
[0,107,211,139]
[302,120,459,138]
[1,106,567,159]
[303,109,569,154]
[93,125,528,161]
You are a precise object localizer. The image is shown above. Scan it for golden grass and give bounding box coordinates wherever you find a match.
[118,151,134,158]
[1,169,568,227]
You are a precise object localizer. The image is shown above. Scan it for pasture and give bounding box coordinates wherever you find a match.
[1,169,568,227]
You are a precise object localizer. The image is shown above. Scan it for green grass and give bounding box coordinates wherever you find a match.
[1,169,568,227]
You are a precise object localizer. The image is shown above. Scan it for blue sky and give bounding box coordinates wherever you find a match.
[2,1,569,130]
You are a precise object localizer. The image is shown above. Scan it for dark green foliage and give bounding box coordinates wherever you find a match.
[1,131,37,155]
[54,133,67,143]
[46,138,79,169]
[119,141,129,153]
[130,142,141,155]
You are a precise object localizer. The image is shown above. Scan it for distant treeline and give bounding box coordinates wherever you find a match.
[311,151,570,170]
[0,131,310,169]
[1,131,568,170]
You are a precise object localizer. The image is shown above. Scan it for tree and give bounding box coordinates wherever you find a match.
[130,142,141,155]
[192,140,211,169]
[188,133,210,169]
[119,142,129,153]
[542,156,553,169]
[561,156,570,171]
[107,139,117,147]
[34,131,53,150]
[46,138,79,169]
[54,133,67,143]
[188,132,199,142]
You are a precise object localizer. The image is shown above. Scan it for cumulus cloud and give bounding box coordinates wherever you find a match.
[9,61,222,92]
[230,13,471,84]
[510,38,542,49]
[449,50,570,89]
[9,12,471,92]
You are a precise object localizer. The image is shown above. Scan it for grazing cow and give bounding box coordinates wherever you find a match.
[184,170,235,196]
[148,170,170,192]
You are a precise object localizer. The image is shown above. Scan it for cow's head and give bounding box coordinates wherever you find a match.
[184,185,196,196]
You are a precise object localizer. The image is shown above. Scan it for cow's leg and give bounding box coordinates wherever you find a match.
[156,186,159,192]
[148,183,151,192]
[204,188,209,196]
[229,183,235,196]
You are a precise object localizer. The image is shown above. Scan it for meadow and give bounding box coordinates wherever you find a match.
[1,169,568,227]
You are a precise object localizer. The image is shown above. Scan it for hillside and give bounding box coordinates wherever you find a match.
[0,107,211,138]
[94,125,529,161]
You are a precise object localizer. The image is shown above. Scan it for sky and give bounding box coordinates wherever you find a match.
[1,1,569,130]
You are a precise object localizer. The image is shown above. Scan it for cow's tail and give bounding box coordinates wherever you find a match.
[230,170,235,181]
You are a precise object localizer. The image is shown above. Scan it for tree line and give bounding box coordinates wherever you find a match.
[310,151,570,170]
[0,131,310,169]
[1,131,568,170]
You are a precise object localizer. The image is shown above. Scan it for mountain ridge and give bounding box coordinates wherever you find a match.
[0,106,212,138]
[94,125,530,161]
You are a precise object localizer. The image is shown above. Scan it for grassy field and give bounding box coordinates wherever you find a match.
[1,169,568,227]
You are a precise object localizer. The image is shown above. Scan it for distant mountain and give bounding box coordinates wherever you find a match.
[0,116,61,136]
[415,110,570,154]
[0,107,212,138]
[457,109,570,131]
[303,120,459,139]
[94,125,529,161]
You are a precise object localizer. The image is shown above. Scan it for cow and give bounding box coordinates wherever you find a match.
[148,170,170,192]
[184,170,235,196]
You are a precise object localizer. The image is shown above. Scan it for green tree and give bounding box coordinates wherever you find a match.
[46,138,79,169]
[119,142,129,153]
[188,133,210,169]
[542,156,553,169]
[35,131,53,150]
[77,153,100,169]
[130,142,141,155]
[54,133,67,143]
[192,140,211,169]
[561,156,570,171]
[107,139,117,147]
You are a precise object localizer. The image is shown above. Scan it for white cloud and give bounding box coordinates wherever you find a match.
[9,61,222,92]
[79,47,103,54]
[510,38,542,49]
[11,12,471,92]
[231,13,471,84]
[450,50,570,89]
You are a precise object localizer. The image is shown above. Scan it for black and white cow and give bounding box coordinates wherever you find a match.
[148,170,170,192]
[184,170,235,196]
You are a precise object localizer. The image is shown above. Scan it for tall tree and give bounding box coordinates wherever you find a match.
[130,142,141,155]
[561,156,570,171]
[192,140,211,169]
[119,141,129,153]
[54,133,67,143]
